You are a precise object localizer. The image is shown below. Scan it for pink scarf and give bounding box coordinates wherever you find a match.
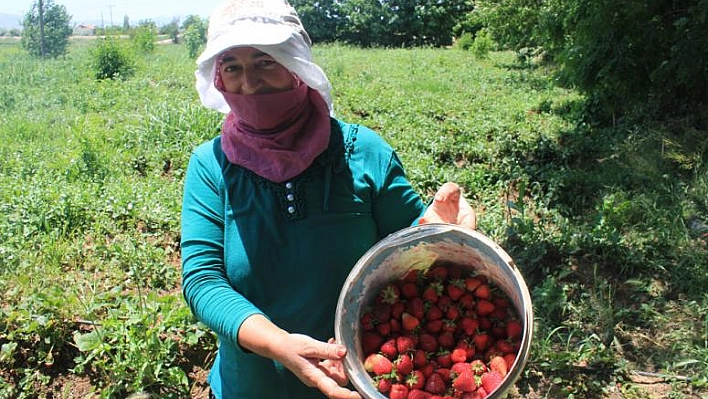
[218,82,331,183]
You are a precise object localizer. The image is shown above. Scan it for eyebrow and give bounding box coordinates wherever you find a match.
[220,51,272,63]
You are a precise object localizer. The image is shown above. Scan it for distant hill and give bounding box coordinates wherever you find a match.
[0,13,22,30]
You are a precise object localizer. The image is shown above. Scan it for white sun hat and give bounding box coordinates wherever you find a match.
[195,0,333,114]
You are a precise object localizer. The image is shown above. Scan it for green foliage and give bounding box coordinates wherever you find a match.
[455,32,475,51]
[90,37,136,80]
[184,17,207,59]
[471,28,495,59]
[130,21,157,54]
[20,0,72,58]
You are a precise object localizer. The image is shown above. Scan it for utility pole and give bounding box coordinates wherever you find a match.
[38,0,46,58]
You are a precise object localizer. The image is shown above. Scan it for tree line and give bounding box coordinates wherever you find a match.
[20,0,708,121]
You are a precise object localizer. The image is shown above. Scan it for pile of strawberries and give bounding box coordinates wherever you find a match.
[359,264,523,399]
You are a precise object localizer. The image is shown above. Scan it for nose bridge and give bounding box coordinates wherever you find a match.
[241,64,261,92]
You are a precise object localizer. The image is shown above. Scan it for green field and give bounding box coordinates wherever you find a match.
[1,39,707,398]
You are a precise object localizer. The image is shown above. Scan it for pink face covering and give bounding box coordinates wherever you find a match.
[217,69,331,183]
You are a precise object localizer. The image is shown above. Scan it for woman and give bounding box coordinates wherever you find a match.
[180,0,476,398]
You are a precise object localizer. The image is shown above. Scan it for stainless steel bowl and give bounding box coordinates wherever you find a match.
[334,223,533,399]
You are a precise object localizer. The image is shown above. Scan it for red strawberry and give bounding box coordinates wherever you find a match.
[450,348,468,364]
[437,367,452,383]
[451,361,471,376]
[377,377,393,393]
[458,317,479,336]
[380,338,398,359]
[361,312,376,331]
[426,305,444,321]
[503,353,516,370]
[427,265,449,280]
[425,319,444,334]
[408,389,431,399]
[458,293,475,310]
[489,355,508,377]
[495,340,515,355]
[380,284,401,305]
[394,353,414,375]
[437,295,452,311]
[365,353,393,376]
[403,269,419,283]
[477,317,492,330]
[473,332,490,351]
[422,282,443,303]
[406,369,426,390]
[376,321,392,336]
[438,331,455,348]
[470,359,487,375]
[391,301,407,319]
[480,371,503,393]
[390,318,401,333]
[446,279,466,301]
[475,299,495,316]
[362,331,384,355]
[397,335,417,354]
[413,349,428,368]
[372,303,392,322]
[401,282,419,299]
[407,297,425,320]
[402,313,420,331]
[505,320,523,341]
[424,372,446,395]
[464,276,482,292]
[474,284,491,300]
[445,306,460,320]
[452,368,477,392]
[418,333,439,352]
[389,383,409,399]
[436,352,453,368]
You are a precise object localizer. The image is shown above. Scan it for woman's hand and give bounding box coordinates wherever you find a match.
[275,334,361,399]
[419,182,477,229]
[238,315,361,399]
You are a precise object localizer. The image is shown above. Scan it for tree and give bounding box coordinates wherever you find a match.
[184,17,207,59]
[21,0,72,58]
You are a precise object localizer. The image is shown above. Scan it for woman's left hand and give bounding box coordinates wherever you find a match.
[419,182,477,229]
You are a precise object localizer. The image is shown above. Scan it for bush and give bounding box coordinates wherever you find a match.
[131,22,157,54]
[90,37,136,80]
[471,29,494,59]
[455,32,474,51]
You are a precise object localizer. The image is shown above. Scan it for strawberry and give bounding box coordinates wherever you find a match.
[394,353,414,375]
[469,359,487,375]
[505,319,523,341]
[473,284,491,300]
[436,352,453,368]
[390,318,402,334]
[489,355,508,377]
[473,332,489,351]
[365,353,393,376]
[389,383,409,399]
[438,331,455,349]
[480,371,503,394]
[391,301,407,319]
[406,369,426,390]
[495,340,515,355]
[413,349,428,368]
[450,361,471,376]
[418,333,439,353]
[380,284,401,305]
[452,368,477,392]
[372,303,392,322]
[426,304,444,321]
[401,282,419,299]
[407,297,425,320]
[427,265,449,280]
[503,353,516,370]
[377,377,393,393]
[437,367,452,383]
[408,389,431,399]
[475,299,495,316]
[376,321,392,336]
[458,293,475,310]
[402,313,421,331]
[362,331,384,355]
[445,306,460,320]
[403,269,419,283]
[446,279,466,301]
[458,317,478,336]
[450,348,468,364]
[361,312,376,331]
[464,276,482,292]
[397,335,417,354]
[422,282,443,303]
[380,338,398,359]
[425,319,444,334]
[477,317,492,330]
[424,372,446,395]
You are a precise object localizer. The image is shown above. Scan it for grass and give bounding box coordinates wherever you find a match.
[0,39,707,398]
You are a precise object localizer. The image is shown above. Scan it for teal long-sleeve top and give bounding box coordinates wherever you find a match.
[180,119,426,398]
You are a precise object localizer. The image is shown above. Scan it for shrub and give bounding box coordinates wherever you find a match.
[90,37,136,80]
[131,22,157,54]
[455,32,474,51]
[471,28,494,59]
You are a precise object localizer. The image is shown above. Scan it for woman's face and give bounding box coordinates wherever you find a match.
[217,47,296,95]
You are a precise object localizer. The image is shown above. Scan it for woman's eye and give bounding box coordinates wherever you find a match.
[223,64,241,73]
[258,60,278,68]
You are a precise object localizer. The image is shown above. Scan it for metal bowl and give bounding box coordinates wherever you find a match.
[334,223,533,399]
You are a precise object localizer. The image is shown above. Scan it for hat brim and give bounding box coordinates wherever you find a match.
[196,20,296,66]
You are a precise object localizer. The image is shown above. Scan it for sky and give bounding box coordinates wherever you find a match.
[0,0,226,24]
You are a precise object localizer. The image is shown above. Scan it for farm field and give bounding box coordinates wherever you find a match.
[0,39,707,398]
